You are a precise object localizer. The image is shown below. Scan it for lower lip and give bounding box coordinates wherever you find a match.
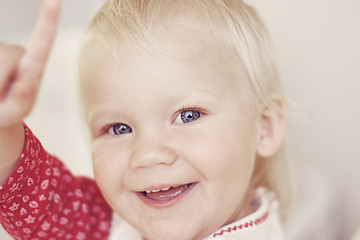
[136,183,197,209]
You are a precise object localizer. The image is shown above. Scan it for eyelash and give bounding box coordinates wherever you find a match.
[101,123,128,136]
[173,107,206,124]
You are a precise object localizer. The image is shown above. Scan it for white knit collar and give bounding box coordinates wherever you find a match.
[203,187,284,240]
[108,187,284,240]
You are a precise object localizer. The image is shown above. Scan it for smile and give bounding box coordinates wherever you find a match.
[137,183,196,208]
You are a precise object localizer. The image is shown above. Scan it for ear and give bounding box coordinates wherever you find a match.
[256,96,287,158]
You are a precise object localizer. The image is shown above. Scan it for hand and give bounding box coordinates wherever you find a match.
[0,0,61,185]
[0,0,61,129]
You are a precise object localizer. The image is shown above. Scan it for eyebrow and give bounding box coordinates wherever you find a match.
[88,88,222,126]
[88,107,124,128]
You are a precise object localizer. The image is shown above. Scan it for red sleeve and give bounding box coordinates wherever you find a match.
[0,124,112,240]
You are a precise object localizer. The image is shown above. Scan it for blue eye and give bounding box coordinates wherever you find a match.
[175,110,201,123]
[110,123,132,135]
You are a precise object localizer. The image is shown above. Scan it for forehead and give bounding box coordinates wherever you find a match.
[80,20,250,110]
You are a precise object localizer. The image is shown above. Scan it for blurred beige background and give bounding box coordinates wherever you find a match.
[1,0,359,239]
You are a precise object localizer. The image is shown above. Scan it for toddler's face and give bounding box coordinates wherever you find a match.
[83,28,260,240]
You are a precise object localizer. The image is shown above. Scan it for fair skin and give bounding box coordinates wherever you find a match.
[81,22,286,240]
[0,0,61,185]
[0,2,285,240]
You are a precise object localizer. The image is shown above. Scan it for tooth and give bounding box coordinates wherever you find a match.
[145,187,172,194]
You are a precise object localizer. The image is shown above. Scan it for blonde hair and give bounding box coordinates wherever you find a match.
[81,0,294,220]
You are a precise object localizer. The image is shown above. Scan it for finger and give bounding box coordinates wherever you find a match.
[0,44,25,99]
[5,0,61,122]
[18,0,61,81]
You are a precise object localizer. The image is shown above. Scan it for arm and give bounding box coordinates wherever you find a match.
[1,1,112,239]
[0,124,24,184]
[0,124,112,240]
[0,0,60,185]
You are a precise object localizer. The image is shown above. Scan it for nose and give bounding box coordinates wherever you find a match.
[129,136,177,170]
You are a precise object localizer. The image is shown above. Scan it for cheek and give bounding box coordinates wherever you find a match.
[200,120,258,177]
[175,127,256,185]
[91,142,127,201]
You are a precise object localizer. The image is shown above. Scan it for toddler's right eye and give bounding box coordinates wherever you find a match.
[109,123,132,135]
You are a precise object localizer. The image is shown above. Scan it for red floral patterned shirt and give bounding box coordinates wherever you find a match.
[0,125,112,240]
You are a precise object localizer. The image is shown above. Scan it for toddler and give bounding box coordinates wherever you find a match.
[0,0,294,239]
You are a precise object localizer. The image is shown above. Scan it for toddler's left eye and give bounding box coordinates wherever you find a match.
[175,110,201,124]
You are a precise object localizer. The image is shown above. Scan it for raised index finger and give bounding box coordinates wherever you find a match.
[19,0,61,79]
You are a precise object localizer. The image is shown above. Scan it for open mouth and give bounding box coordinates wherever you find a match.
[138,183,196,207]
[144,183,193,201]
